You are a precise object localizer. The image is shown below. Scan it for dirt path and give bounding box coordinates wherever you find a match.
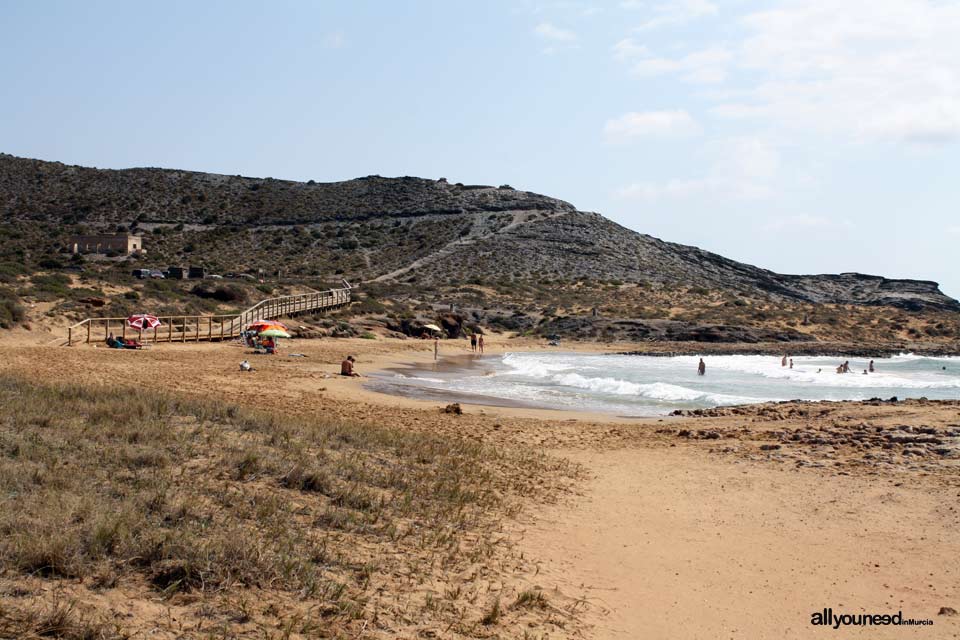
[372,209,569,282]
[522,448,960,639]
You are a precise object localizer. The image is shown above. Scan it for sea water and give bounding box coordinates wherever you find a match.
[369,352,960,417]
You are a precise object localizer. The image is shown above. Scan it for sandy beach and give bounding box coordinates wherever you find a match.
[1,335,958,638]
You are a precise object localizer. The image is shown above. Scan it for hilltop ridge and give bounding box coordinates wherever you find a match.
[1,153,956,314]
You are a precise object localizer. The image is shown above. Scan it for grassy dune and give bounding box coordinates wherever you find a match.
[0,375,575,638]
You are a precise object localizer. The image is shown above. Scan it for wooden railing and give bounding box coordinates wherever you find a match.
[66,286,352,346]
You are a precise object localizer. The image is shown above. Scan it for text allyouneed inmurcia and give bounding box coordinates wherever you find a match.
[811,608,933,629]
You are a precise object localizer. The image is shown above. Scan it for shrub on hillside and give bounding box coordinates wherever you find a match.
[30,274,72,299]
[0,289,26,329]
[190,284,246,303]
[0,262,26,284]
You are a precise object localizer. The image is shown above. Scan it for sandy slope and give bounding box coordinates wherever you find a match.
[522,448,959,639]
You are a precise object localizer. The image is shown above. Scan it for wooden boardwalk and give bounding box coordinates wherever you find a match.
[66,286,352,346]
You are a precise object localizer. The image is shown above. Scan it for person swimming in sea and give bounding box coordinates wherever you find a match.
[697,358,706,376]
[869,359,875,372]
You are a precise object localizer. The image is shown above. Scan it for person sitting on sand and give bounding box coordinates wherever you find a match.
[341,356,360,377]
[240,360,253,372]
[261,336,276,354]
[869,359,875,373]
[697,358,706,376]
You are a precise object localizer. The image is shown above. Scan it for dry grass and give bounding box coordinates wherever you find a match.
[0,374,575,637]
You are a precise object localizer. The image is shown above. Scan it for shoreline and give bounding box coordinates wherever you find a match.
[359,345,960,420]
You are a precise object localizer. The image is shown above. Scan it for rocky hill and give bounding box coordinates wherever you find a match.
[1,153,957,314]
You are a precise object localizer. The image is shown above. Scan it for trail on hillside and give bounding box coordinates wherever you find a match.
[372,209,570,282]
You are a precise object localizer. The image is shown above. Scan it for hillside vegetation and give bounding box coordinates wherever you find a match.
[1,153,958,347]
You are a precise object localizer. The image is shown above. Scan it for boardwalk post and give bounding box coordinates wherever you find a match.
[68,326,72,346]
[181,317,186,342]
[86,322,91,344]
[168,319,172,343]
[105,319,109,341]
[208,317,212,340]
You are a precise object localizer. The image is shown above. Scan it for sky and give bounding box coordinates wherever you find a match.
[2,0,959,297]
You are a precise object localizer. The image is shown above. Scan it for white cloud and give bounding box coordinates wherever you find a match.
[521,1,600,16]
[947,226,960,235]
[763,215,855,233]
[612,38,648,61]
[718,0,960,144]
[615,136,781,200]
[604,110,701,141]
[626,0,718,30]
[617,42,732,84]
[534,22,577,42]
[614,1,960,145]
[534,21,579,53]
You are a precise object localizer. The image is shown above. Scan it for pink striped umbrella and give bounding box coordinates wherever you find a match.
[126,314,162,330]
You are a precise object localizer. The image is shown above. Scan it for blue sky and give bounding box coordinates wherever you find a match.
[2,0,959,297]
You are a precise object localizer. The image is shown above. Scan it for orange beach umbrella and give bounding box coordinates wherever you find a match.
[248,320,288,332]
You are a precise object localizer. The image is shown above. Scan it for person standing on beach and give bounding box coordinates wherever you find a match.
[698,358,706,376]
[470,333,477,352]
[789,358,794,369]
[869,359,875,372]
[478,334,484,354]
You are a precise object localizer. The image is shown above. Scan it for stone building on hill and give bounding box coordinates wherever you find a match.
[67,233,144,255]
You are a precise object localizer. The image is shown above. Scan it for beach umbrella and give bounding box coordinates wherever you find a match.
[251,323,288,334]
[423,323,442,332]
[126,314,161,330]
[258,328,291,339]
[249,320,288,331]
